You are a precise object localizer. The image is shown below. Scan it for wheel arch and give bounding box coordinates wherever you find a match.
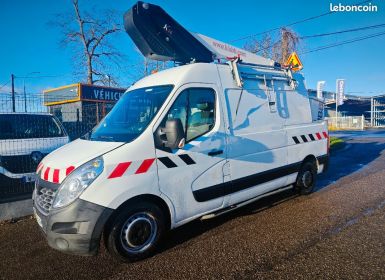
[104,194,172,235]
[296,154,317,182]
[301,154,317,167]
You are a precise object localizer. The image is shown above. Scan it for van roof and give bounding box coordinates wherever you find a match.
[129,63,221,91]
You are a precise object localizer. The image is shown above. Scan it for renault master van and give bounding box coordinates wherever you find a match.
[33,2,328,262]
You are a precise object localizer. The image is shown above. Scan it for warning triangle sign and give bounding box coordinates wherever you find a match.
[285,52,303,72]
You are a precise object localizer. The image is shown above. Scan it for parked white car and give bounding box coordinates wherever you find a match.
[0,113,69,197]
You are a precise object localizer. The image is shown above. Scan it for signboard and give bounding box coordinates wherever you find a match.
[316,81,326,99]
[80,84,125,102]
[43,84,80,106]
[336,79,345,106]
[44,84,126,106]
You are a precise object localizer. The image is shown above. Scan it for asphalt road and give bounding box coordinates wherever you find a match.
[1,131,385,280]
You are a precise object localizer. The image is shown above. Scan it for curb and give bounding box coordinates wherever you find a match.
[0,199,33,222]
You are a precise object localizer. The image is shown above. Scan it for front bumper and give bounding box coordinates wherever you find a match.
[0,166,36,179]
[33,198,113,256]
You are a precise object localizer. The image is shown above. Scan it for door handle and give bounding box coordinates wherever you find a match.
[208,150,223,156]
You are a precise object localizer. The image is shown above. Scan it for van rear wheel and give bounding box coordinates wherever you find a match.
[296,160,317,195]
[105,201,165,262]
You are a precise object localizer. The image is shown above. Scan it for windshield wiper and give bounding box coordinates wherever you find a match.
[94,135,115,142]
[81,131,92,140]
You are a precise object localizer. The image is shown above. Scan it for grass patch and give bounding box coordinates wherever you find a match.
[330,136,345,150]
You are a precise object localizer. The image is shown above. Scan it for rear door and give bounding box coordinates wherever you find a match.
[154,84,229,223]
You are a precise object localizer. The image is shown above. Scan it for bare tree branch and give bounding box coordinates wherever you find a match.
[89,27,121,56]
[52,0,125,85]
[244,28,300,64]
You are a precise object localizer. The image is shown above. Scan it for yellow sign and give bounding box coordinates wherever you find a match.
[285,52,303,72]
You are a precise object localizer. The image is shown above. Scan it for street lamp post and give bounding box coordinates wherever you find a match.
[105,74,111,87]
[9,72,41,112]
[23,79,26,112]
[11,74,15,112]
[22,72,40,112]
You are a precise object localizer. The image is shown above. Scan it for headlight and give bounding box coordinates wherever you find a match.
[52,157,104,209]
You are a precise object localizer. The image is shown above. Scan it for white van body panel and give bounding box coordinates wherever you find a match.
[79,128,159,207]
[39,139,124,184]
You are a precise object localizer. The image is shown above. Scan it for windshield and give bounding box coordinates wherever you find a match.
[87,85,173,142]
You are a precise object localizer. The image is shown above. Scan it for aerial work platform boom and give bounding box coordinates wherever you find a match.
[123,1,275,67]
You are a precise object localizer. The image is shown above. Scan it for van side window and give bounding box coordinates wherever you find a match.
[164,90,188,132]
[186,88,215,141]
[161,88,215,143]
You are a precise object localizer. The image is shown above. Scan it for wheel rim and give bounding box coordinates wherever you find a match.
[120,212,157,253]
[302,170,313,189]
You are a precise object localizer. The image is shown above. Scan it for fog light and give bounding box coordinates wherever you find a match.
[55,238,69,250]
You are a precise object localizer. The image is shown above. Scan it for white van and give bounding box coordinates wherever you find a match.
[0,113,69,199]
[33,2,329,262]
[33,62,329,261]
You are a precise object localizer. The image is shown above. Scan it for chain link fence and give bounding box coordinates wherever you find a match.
[326,115,365,131]
[0,92,113,202]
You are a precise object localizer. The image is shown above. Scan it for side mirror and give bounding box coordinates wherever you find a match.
[164,119,185,149]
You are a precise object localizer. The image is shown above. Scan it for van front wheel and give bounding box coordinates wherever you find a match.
[105,202,165,262]
[296,160,317,195]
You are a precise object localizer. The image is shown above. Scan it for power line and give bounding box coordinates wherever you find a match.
[14,75,63,79]
[300,30,385,54]
[231,0,373,42]
[252,22,385,54]
[301,23,385,39]
[0,81,10,91]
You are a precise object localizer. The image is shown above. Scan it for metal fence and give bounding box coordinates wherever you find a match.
[370,96,385,127]
[0,92,112,202]
[326,115,365,131]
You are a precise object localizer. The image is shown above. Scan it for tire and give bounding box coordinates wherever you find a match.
[105,201,166,262]
[295,160,317,195]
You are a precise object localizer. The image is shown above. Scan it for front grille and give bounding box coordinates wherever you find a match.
[36,187,57,215]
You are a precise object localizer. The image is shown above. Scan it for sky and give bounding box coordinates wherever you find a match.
[0,0,384,96]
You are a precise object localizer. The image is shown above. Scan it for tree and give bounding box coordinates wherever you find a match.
[53,0,123,85]
[244,34,273,58]
[244,28,300,65]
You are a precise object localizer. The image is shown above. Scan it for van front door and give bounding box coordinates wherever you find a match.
[154,85,228,223]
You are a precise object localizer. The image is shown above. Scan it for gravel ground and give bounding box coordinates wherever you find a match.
[1,134,385,280]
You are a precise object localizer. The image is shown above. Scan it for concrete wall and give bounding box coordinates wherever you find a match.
[0,199,33,221]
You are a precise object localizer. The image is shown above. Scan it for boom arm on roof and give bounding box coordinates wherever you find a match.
[123,1,276,67]
[123,1,213,64]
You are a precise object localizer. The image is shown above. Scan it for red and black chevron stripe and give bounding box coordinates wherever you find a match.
[108,154,196,179]
[158,154,196,168]
[292,131,328,144]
